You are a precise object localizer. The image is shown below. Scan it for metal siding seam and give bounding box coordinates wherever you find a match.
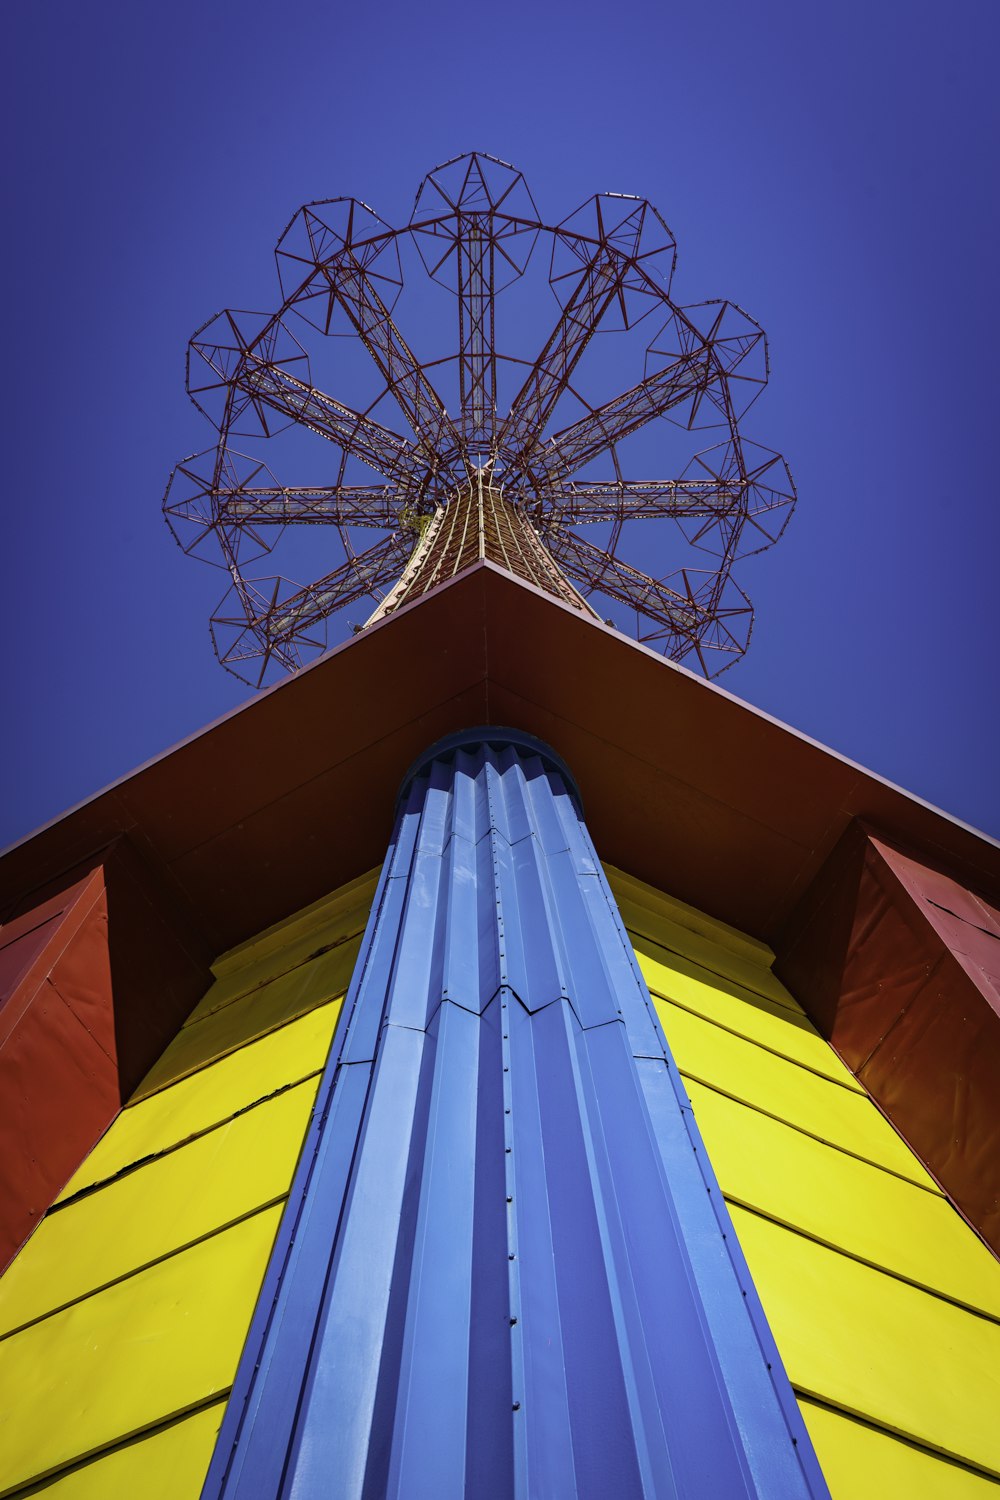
[201,730,831,1500]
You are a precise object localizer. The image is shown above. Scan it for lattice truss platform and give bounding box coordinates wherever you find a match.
[164,154,795,686]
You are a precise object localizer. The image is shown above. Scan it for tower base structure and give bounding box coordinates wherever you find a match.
[203,728,827,1500]
[2,565,999,1499]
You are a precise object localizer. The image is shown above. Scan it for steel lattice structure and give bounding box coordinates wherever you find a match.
[165,153,795,686]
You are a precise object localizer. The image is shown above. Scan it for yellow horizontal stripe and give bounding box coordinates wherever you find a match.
[13,1400,225,1499]
[135,946,357,1098]
[799,1401,1000,1499]
[605,864,775,968]
[58,1000,341,1200]
[0,1206,282,1498]
[194,925,366,1026]
[685,1079,1000,1317]
[614,892,795,1004]
[197,869,377,1020]
[654,996,937,1187]
[0,1080,317,1338]
[636,939,860,1089]
[730,1205,1000,1477]
[214,867,378,981]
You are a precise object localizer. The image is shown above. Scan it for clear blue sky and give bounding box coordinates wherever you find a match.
[3,0,998,851]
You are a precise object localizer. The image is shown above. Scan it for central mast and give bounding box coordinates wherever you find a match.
[368,468,596,623]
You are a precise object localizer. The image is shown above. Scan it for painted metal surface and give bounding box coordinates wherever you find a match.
[24,1403,226,1500]
[4,566,999,967]
[134,939,360,1097]
[0,1205,283,1496]
[0,871,371,1498]
[651,994,933,1183]
[777,823,1000,1251]
[0,843,212,1271]
[58,1001,341,1198]
[0,867,120,1271]
[732,1207,1000,1476]
[683,1079,1000,1317]
[611,864,1000,1495]
[0,1078,317,1338]
[800,1403,1000,1500]
[204,729,828,1500]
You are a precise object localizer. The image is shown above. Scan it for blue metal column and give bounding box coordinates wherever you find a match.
[202,728,830,1500]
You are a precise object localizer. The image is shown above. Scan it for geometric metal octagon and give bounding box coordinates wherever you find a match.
[164,153,795,687]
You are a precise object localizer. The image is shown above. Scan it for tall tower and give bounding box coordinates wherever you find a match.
[0,158,998,1499]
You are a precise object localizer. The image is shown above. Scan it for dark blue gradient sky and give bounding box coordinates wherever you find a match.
[3,0,998,851]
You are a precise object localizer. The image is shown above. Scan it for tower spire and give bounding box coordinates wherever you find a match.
[367,467,596,623]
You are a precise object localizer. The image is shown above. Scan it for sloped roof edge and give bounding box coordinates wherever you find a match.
[2,562,997,951]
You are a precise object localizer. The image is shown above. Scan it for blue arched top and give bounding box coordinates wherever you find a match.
[396,725,584,816]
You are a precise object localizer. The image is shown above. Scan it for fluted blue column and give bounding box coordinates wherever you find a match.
[203,728,830,1500]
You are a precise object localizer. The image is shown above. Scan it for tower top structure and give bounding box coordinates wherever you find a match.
[165,153,796,686]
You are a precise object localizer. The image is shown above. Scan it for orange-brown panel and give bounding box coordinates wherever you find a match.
[777,822,1000,1253]
[0,844,211,1270]
[0,971,119,1270]
[0,893,76,1014]
[877,839,1000,1015]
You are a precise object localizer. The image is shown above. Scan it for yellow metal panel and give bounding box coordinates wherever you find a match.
[59,1000,340,1199]
[136,942,359,1098]
[729,1205,1000,1477]
[685,1080,1000,1316]
[0,1079,317,1338]
[613,890,795,1003]
[799,1401,1000,1500]
[199,869,378,1016]
[635,939,861,1089]
[177,937,360,1041]
[217,866,377,971]
[654,996,936,1186]
[0,1205,282,1497]
[605,863,776,967]
[20,1401,225,1500]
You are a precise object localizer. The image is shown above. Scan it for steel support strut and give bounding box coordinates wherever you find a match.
[201,729,830,1500]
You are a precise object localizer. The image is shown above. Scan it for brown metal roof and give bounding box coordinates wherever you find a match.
[2,561,998,955]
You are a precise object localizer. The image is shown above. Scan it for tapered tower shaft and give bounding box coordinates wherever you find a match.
[368,472,595,623]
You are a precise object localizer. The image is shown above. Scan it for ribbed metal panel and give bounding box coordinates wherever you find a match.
[202,729,830,1500]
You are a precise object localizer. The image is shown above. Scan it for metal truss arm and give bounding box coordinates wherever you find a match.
[328,251,461,472]
[545,527,710,645]
[498,248,627,466]
[541,350,713,482]
[267,533,412,641]
[214,484,401,528]
[544,479,743,524]
[456,214,497,446]
[238,355,426,485]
